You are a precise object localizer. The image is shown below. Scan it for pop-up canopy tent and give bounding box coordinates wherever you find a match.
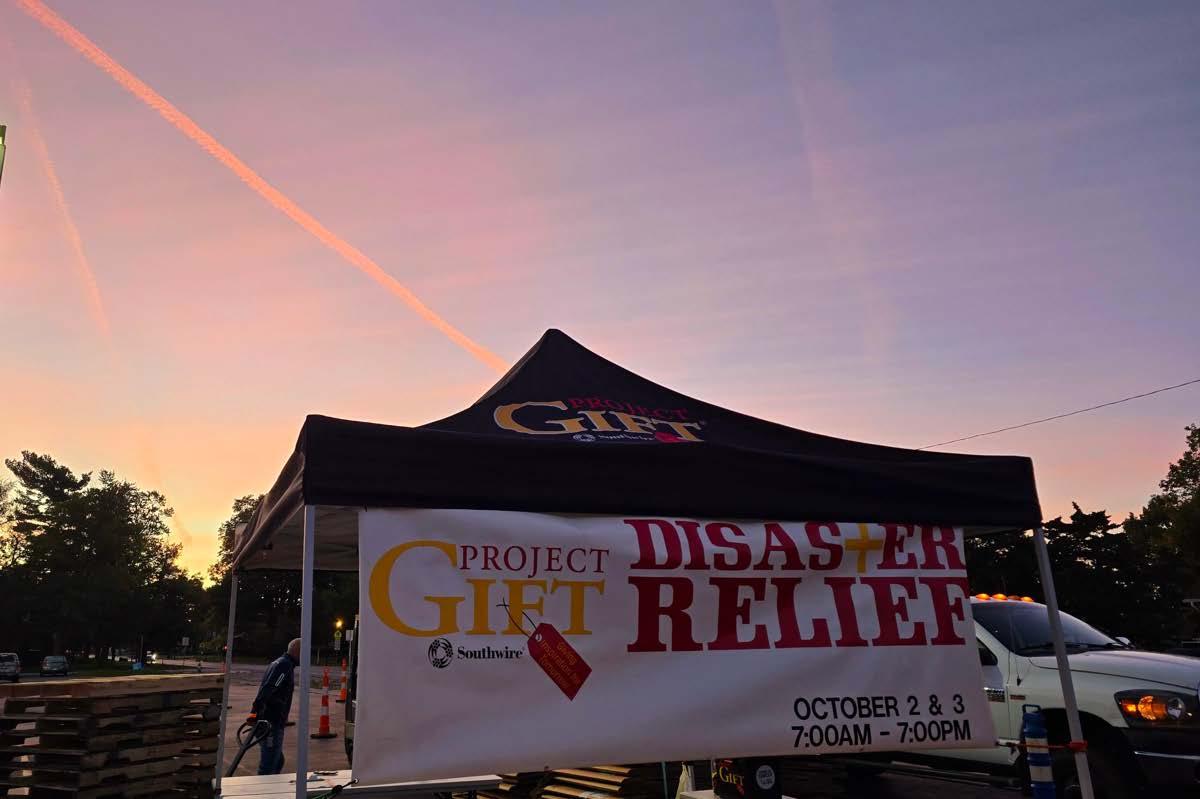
[219,329,1094,798]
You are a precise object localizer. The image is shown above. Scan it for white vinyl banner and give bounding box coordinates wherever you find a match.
[355,509,993,784]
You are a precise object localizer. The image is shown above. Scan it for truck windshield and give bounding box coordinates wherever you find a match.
[972,602,1120,655]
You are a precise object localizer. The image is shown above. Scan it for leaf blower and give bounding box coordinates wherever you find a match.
[226,714,273,777]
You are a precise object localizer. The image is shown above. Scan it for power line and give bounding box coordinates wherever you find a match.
[918,377,1200,450]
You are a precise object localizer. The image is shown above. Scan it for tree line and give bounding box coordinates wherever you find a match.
[967,424,1200,647]
[0,453,205,661]
[0,456,354,663]
[1,424,1197,663]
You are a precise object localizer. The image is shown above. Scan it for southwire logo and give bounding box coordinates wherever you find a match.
[426,639,526,669]
[427,638,454,668]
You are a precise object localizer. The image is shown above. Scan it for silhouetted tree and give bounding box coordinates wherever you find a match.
[967,423,1198,649]
[1125,423,1200,638]
[0,452,203,659]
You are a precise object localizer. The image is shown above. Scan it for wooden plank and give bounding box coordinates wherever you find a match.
[26,704,220,733]
[0,674,223,701]
[540,782,609,796]
[6,689,221,717]
[35,720,219,751]
[1,712,205,729]
[1,739,217,773]
[0,744,86,758]
[555,770,626,787]
[0,714,89,724]
[542,763,681,799]
[554,776,625,793]
[0,770,41,788]
[18,751,217,787]
[26,750,110,770]
[115,738,218,764]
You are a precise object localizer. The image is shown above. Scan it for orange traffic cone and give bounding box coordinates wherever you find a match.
[311,667,338,739]
[336,659,348,703]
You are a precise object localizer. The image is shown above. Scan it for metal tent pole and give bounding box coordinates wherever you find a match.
[214,571,239,793]
[295,506,317,799]
[1032,526,1094,799]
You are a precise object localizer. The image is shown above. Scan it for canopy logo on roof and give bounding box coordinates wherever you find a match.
[493,398,704,443]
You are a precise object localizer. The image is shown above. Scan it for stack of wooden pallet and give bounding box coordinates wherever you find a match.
[474,771,547,799]
[0,673,223,798]
[540,763,682,799]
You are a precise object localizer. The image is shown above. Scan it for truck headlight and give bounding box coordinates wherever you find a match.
[1115,690,1198,725]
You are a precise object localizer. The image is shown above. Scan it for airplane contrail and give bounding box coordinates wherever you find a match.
[15,78,112,340]
[16,0,506,373]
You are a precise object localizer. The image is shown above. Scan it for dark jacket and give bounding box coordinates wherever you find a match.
[252,652,298,726]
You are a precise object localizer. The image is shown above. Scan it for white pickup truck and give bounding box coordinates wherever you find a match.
[891,595,1200,797]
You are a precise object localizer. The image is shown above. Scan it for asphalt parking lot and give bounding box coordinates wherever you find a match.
[220,666,350,778]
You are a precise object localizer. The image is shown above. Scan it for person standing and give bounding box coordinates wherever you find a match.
[250,638,302,775]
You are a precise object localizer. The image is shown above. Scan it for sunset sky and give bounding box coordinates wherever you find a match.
[2,1,1197,577]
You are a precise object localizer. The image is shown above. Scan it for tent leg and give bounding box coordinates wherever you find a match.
[214,571,239,794]
[1032,526,1094,799]
[296,506,317,799]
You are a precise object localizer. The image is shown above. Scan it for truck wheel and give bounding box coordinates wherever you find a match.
[1059,747,1137,799]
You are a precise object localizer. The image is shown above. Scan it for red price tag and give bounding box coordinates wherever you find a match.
[526,622,591,700]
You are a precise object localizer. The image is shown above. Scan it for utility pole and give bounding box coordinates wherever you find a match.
[0,125,7,188]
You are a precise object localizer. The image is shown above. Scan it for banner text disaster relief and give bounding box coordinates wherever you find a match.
[354,509,993,784]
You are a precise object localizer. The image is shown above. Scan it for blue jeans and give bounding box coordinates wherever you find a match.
[257,723,286,775]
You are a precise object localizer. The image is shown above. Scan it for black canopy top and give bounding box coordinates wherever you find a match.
[231,329,1041,570]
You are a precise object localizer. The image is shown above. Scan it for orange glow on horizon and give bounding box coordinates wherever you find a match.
[16,0,506,374]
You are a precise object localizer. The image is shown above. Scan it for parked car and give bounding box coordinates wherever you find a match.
[888,595,1200,797]
[0,653,20,683]
[40,655,69,677]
